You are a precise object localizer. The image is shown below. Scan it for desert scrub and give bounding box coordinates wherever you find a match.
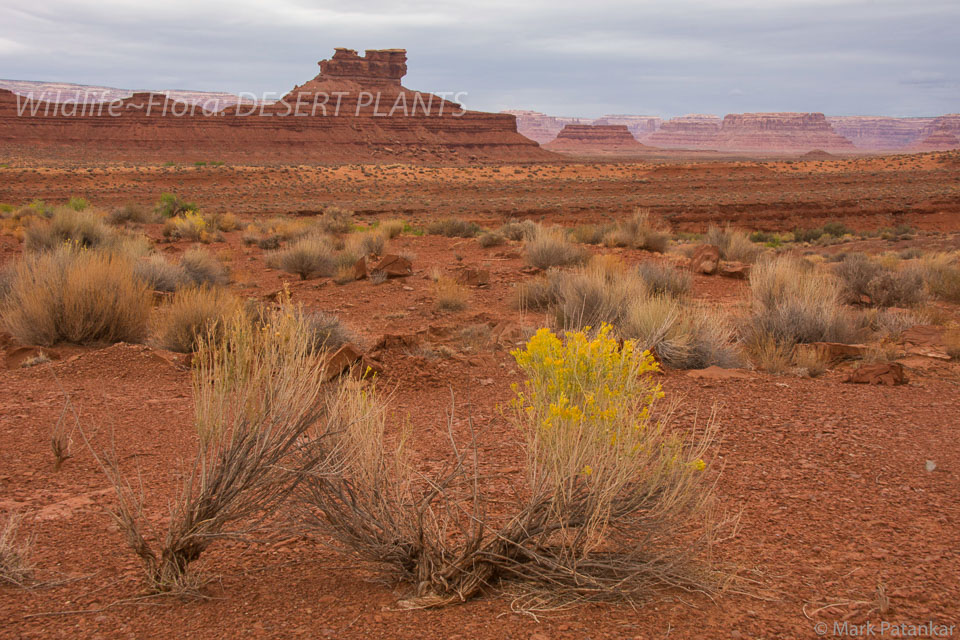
[134,254,188,292]
[602,209,670,253]
[105,304,330,593]
[523,228,589,269]
[300,325,726,607]
[920,253,960,303]
[155,286,241,353]
[163,211,218,242]
[550,258,642,329]
[270,235,338,279]
[745,255,858,347]
[433,277,469,312]
[636,261,691,297]
[0,512,33,587]
[477,230,506,247]
[24,207,115,252]
[318,207,354,234]
[180,247,230,287]
[499,219,539,241]
[426,217,482,238]
[834,253,926,307]
[704,225,761,263]
[1,247,150,345]
[155,192,197,218]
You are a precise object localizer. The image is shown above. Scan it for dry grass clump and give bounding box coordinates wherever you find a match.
[637,261,691,297]
[105,305,330,593]
[744,334,794,374]
[270,235,338,279]
[500,219,539,241]
[134,254,188,292]
[621,297,740,369]
[792,344,830,377]
[523,227,589,269]
[920,253,960,303]
[379,219,405,239]
[300,327,726,607]
[181,248,230,287]
[704,226,761,263]
[163,212,220,243]
[834,253,926,307]
[24,207,115,252]
[0,512,33,587]
[433,277,469,312]
[517,272,559,312]
[569,223,614,245]
[318,207,354,234]
[550,258,640,329]
[602,210,670,253]
[1,247,150,346]
[426,217,481,238]
[346,230,387,258]
[745,255,858,348]
[477,230,506,247]
[155,287,241,353]
[109,203,160,225]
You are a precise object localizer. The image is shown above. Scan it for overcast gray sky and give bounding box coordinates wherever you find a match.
[0,0,956,118]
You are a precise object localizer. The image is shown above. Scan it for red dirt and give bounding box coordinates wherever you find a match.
[2,156,960,638]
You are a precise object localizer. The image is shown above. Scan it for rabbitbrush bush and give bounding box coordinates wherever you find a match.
[301,325,725,607]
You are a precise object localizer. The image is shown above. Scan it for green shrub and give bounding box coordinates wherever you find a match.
[155,192,197,218]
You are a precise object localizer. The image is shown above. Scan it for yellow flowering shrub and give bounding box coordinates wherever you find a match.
[511,325,707,541]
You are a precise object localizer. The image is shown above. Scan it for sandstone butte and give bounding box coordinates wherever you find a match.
[542,124,652,154]
[826,116,937,149]
[644,114,722,149]
[500,109,589,144]
[0,48,555,164]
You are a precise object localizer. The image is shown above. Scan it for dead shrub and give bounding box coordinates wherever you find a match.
[155,286,240,353]
[1,247,151,346]
[523,228,589,269]
[319,207,354,234]
[180,248,230,287]
[300,327,727,607]
[835,253,926,307]
[102,305,330,593]
[0,512,33,587]
[303,310,354,351]
[109,203,159,225]
[550,259,640,329]
[346,230,387,257]
[517,273,558,312]
[745,334,794,374]
[569,223,613,245]
[379,219,405,239]
[426,217,481,238]
[920,253,960,303]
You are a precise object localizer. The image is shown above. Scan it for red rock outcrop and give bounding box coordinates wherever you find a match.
[713,113,855,152]
[501,110,588,144]
[915,114,960,150]
[644,114,722,149]
[542,124,651,154]
[0,79,253,110]
[0,48,555,164]
[826,116,936,150]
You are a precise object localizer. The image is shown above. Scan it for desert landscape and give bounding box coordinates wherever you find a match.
[1,25,959,640]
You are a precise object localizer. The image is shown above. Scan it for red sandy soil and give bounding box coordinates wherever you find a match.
[1,152,958,233]
[2,157,960,639]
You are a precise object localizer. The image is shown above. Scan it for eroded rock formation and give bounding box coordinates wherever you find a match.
[712,113,855,152]
[542,124,650,154]
[501,110,589,144]
[591,115,662,139]
[827,116,936,150]
[915,114,960,150]
[644,114,722,149]
[0,49,554,164]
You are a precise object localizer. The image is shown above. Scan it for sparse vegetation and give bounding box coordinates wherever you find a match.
[523,227,589,269]
[134,254,188,292]
[426,217,481,238]
[1,247,150,345]
[0,512,33,587]
[433,277,469,311]
[704,225,761,263]
[271,235,338,279]
[602,210,670,253]
[155,286,240,353]
[24,207,115,252]
[155,192,197,218]
[181,248,230,287]
[637,261,692,297]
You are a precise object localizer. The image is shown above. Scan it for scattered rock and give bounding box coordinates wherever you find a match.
[686,366,754,380]
[843,362,906,386]
[351,257,368,280]
[718,261,750,279]
[689,244,721,275]
[902,325,945,347]
[796,342,866,365]
[373,254,413,278]
[371,333,421,354]
[456,268,490,287]
[323,342,383,381]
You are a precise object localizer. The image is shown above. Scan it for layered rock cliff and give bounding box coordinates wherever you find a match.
[644,114,722,148]
[827,116,936,150]
[501,110,588,144]
[713,113,855,152]
[591,115,662,139]
[542,124,651,154]
[915,114,960,150]
[0,48,555,164]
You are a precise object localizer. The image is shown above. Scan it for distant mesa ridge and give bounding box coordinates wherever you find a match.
[543,124,651,153]
[0,48,554,164]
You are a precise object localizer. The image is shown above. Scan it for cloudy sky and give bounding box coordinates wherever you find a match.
[0,0,956,118]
